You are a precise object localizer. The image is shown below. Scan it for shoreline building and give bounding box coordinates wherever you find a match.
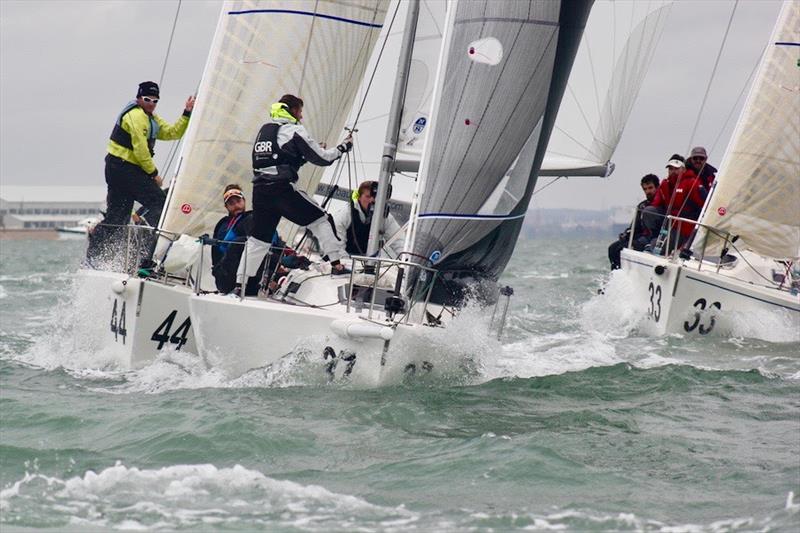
[0,186,106,230]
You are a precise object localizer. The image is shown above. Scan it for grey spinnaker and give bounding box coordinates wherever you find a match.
[408,0,593,301]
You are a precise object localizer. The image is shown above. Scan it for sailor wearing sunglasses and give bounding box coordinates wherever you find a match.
[87,81,195,265]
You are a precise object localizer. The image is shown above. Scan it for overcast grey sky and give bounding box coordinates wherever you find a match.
[0,0,783,210]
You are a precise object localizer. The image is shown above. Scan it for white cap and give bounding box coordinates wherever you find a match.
[665,159,685,169]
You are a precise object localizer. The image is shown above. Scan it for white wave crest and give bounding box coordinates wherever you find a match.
[1,462,417,530]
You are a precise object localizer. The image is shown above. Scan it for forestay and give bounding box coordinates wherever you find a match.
[692,1,800,261]
[158,0,388,242]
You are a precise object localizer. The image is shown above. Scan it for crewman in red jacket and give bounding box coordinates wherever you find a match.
[642,155,708,253]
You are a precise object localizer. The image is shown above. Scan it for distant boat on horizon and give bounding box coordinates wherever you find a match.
[56,217,98,235]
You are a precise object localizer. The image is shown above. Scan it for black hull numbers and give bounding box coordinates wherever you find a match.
[110,299,127,344]
[110,300,191,350]
[151,310,191,350]
[684,298,721,335]
[648,282,662,322]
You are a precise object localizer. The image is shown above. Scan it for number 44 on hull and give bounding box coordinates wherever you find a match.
[74,269,196,368]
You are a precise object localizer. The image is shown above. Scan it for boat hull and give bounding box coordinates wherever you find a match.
[620,248,800,338]
[186,276,478,383]
[74,269,197,368]
[189,292,425,381]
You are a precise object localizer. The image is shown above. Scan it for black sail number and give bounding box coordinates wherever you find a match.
[110,298,127,344]
[684,298,721,334]
[648,282,662,322]
[151,310,191,350]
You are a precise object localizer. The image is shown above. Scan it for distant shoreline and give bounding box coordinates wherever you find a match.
[0,230,61,241]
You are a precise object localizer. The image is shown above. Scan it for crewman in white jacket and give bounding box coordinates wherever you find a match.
[332,180,404,258]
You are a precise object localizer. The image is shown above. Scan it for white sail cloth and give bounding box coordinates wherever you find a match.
[543,0,671,175]
[692,1,800,261]
[157,0,388,245]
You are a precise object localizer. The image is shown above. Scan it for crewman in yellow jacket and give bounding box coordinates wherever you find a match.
[87,81,195,265]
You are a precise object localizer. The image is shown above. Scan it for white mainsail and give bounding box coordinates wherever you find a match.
[158,0,388,241]
[692,0,800,261]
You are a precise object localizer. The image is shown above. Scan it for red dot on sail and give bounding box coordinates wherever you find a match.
[464,119,471,125]
[469,47,475,55]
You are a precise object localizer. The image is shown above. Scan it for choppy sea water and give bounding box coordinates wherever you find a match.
[1,237,798,531]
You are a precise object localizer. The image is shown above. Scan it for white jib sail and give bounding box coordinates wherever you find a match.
[541,0,672,177]
[158,0,388,243]
[692,0,800,261]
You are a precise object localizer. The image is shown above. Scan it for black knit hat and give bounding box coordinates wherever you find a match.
[137,81,160,98]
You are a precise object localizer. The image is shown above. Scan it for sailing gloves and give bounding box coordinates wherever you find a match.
[337,140,353,153]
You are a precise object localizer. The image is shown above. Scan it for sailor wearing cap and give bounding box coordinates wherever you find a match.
[212,185,255,294]
[87,81,196,265]
[641,154,708,253]
[213,184,311,295]
[686,146,717,189]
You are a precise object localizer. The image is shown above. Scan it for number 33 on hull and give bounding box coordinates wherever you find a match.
[74,269,196,368]
[619,248,800,339]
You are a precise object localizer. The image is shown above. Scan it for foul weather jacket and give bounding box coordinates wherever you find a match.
[252,104,343,184]
[332,198,405,257]
[651,170,708,238]
[107,101,191,177]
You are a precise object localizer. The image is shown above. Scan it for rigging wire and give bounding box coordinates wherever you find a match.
[708,44,764,155]
[531,176,564,197]
[159,0,182,86]
[349,0,402,130]
[157,0,183,179]
[298,0,320,95]
[687,0,739,151]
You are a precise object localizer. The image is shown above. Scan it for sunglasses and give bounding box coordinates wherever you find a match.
[142,96,159,104]
[691,156,706,161]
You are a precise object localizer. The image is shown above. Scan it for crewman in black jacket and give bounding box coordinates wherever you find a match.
[234,94,353,292]
[608,174,660,270]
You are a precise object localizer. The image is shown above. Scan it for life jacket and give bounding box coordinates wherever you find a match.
[252,123,306,182]
[109,101,159,156]
[345,201,372,255]
[214,212,245,255]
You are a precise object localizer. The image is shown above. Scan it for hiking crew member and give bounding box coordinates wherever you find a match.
[685,146,717,190]
[87,81,195,263]
[236,94,353,290]
[212,185,256,294]
[332,180,404,258]
[642,155,707,252]
[607,174,659,270]
[213,185,311,295]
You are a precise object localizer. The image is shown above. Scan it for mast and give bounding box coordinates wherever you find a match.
[366,0,420,257]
